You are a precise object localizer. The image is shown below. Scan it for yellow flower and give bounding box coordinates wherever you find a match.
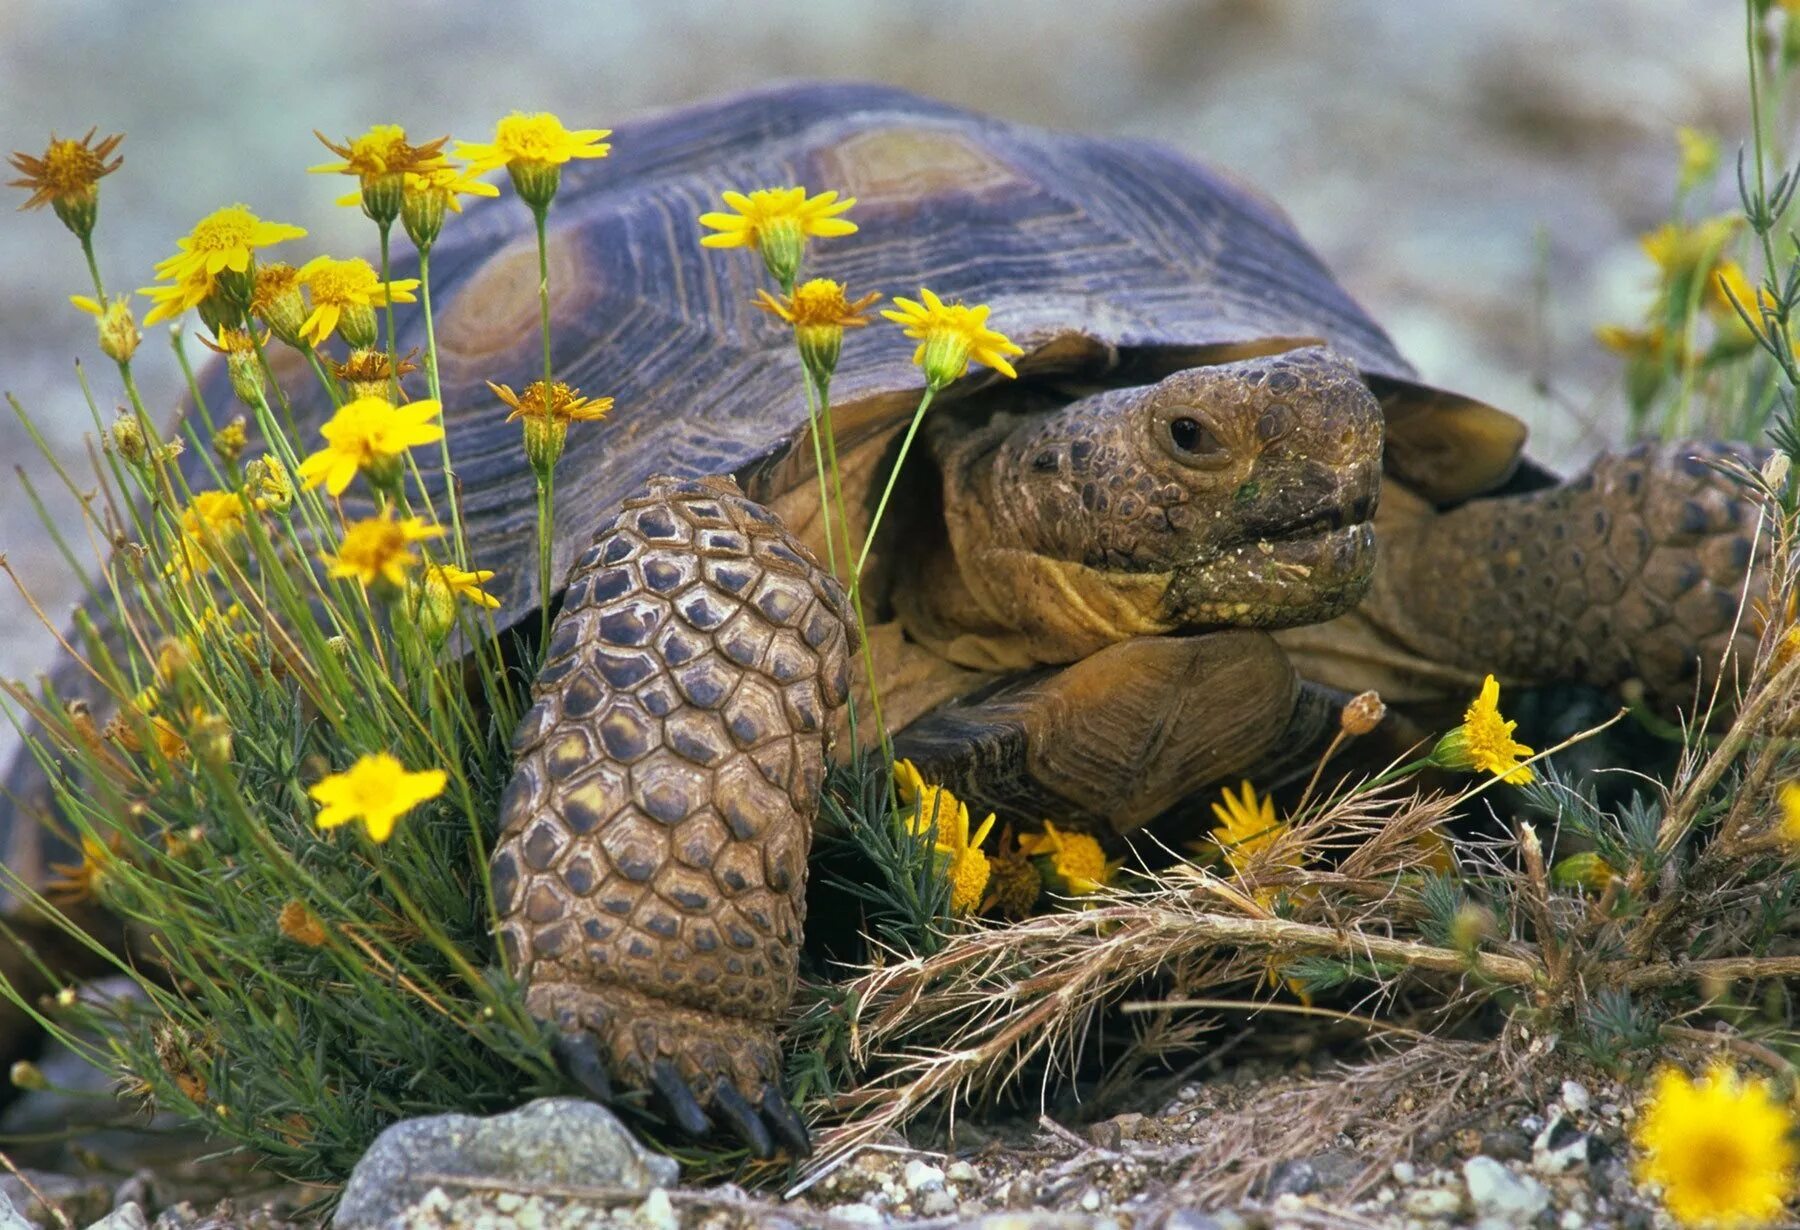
[400,161,499,249]
[322,510,442,589]
[1429,674,1535,784]
[139,265,218,329]
[311,124,449,226]
[8,128,123,238]
[308,752,448,843]
[153,204,307,285]
[171,490,250,578]
[295,256,419,350]
[755,278,881,385]
[1595,322,1685,364]
[1632,1062,1796,1227]
[981,827,1042,919]
[414,561,502,646]
[1020,820,1120,897]
[198,326,270,406]
[456,112,611,210]
[1209,781,1294,875]
[334,347,421,402]
[882,288,1026,389]
[1641,215,1739,284]
[70,293,140,364]
[1677,126,1720,192]
[277,900,329,948]
[47,834,121,905]
[893,759,996,915]
[489,379,613,474]
[297,395,444,496]
[1712,261,1779,352]
[1779,782,1800,846]
[700,187,856,288]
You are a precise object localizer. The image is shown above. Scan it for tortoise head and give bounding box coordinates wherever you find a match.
[918,346,1382,667]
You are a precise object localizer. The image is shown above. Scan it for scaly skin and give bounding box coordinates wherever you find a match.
[494,475,853,1144]
[1280,440,1769,709]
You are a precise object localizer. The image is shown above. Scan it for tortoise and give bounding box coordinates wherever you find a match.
[0,81,1766,1157]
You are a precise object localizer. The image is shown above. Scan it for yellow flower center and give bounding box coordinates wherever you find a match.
[188,207,263,257]
[788,279,854,328]
[1049,832,1108,886]
[39,138,106,195]
[345,126,410,175]
[304,259,381,308]
[946,846,991,915]
[494,113,577,164]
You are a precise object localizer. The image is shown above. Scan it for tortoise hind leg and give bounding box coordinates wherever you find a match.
[494,475,853,1157]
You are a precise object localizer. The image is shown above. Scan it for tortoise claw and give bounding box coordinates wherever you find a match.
[712,1079,774,1159]
[651,1059,711,1137]
[550,1031,612,1103]
[760,1084,813,1157]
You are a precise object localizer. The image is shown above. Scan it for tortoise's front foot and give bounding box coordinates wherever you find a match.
[493,475,853,1158]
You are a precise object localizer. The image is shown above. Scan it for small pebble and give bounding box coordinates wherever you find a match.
[630,1188,677,1230]
[1561,1080,1592,1114]
[826,1203,883,1226]
[919,1188,958,1217]
[946,1161,979,1184]
[1464,1155,1551,1226]
[903,1159,945,1193]
[1403,1186,1464,1218]
[1391,1161,1417,1185]
[1079,1187,1102,1211]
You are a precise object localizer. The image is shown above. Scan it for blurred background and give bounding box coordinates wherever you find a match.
[0,0,1751,704]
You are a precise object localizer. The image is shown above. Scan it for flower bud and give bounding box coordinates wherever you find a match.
[9,1060,46,1091]
[338,302,379,350]
[246,456,295,516]
[251,263,308,348]
[359,172,404,228]
[213,416,248,465]
[109,414,147,465]
[509,162,562,213]
[1339,690,1387,737]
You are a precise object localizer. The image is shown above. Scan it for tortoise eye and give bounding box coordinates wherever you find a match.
[1165,415,1230,466]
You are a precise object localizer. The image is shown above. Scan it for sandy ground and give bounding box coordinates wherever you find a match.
[0,0,1753,713]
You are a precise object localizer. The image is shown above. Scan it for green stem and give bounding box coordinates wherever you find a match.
[536,469,555,658]
[857,387,935,577]
[78,234,106,301]
[417,247,468,565]
[534,206,554,393]
[379,221,399,402]
[799,371,839,578]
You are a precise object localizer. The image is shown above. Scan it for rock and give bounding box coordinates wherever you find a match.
[1560,1080,1592,1114]
[920,1188,959,1216]
[1390,1161,1417,1185]
[628,1189,676,1230]
[904,1160,946,1193]
[1463,1155,1551,1226]
[1403,1187,1464,1219]
[0,1192,28,1230]
[946,1161,980,1184]
[952,1218,1120,1230]
[84,1204,148,1230]
[826,1204,883,1226]
[1156,1212,1227,1230]
[1533,1115,1592,1175]
[1078,1187,1102,1210]
[1478,1129,1532,1162]
[334,1098,677,1230]
[1,1172,113,1229]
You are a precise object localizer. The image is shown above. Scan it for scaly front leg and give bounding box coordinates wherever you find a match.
[493,475,853,1156]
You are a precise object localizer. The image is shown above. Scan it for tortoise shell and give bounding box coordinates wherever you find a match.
[348,80,1525,627]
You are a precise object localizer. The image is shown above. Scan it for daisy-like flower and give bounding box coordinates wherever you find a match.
[456,112,611,210]
[69,293,140,364]
[295,255,419,350]
[296,395,444,496]
[47,834,122,905]
[1641,215,1739,286]
[311,124,449,226]
[139,265,219,329]
[755,278,881,386]
[250,262,308,347]
[400,162,499,250]
[699,187,857,289]
[152,204,307,302]
[1428,674,1535,784]
[8,128,123,238]
[893,759,996,915]
[1208,780,1294,875]
[413,561,502,647]
[1020,820,1121,898]
[333,347,421,401]
[488,379,613,474]
[170,490,250,579]
[882,288,1026,390]
[981,826,1043,919]
[308,752,448,843]
[1632,1062,1796,1227]
[322,510,443,590]
[1779,782,1800,847]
